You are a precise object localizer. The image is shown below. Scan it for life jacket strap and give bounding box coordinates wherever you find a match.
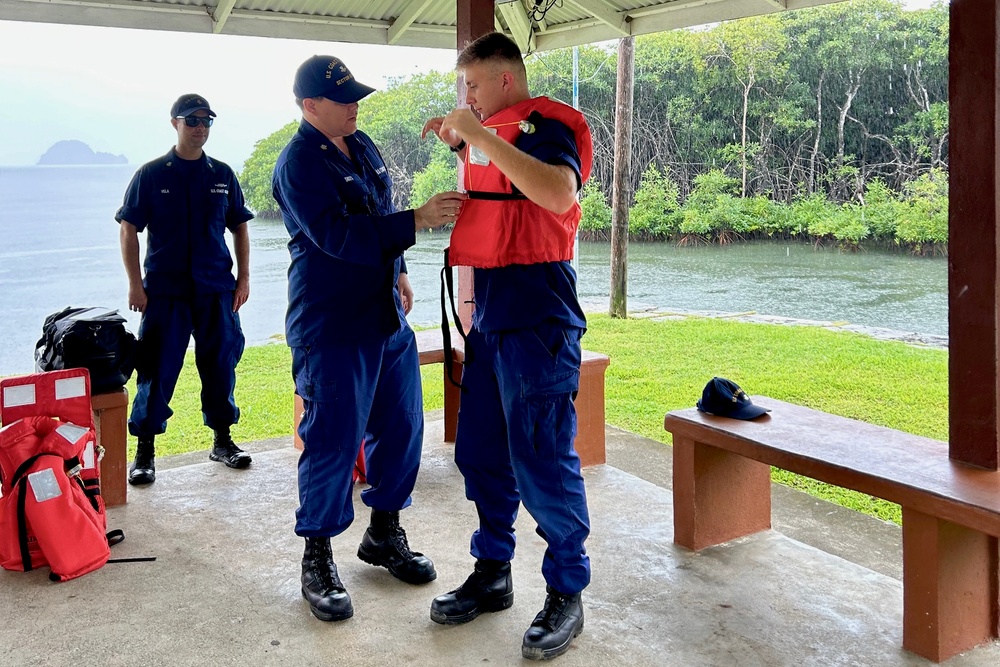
[440,248,473,389]
[17,479,32,572]
[465,190,527,201]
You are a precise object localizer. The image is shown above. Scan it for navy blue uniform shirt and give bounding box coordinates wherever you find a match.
[472,116,588,333]
[115,148,253,296]
[273,121,415,347]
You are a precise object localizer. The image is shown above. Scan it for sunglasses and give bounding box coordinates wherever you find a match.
[179,116,214,128]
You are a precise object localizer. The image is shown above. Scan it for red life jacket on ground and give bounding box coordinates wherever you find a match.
[447,96,593,269]
[0,369,112,582]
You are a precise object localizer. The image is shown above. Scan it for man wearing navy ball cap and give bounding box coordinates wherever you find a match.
[272,55,467,623]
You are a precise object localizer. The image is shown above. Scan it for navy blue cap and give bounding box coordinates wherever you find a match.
[171,94,216,118]
[696,377,771,420]
[293,55,375,103]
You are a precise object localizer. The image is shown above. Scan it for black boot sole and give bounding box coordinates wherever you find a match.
[209,452,252,469]
[357,544,437,585]
[430,591,514,625]
[128,469,155,485]
[521,619,584,661]
[301,588,354,622]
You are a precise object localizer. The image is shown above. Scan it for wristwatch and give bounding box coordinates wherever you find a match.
[449,140,467,153]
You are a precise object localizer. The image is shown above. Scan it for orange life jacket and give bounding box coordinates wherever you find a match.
[447,96,593,269]
[0,369,115,582]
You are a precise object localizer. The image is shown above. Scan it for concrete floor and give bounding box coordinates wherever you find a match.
[2,414,999,667]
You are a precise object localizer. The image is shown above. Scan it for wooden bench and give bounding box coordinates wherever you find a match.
[663,396,1000,663]
[294,328,610,467]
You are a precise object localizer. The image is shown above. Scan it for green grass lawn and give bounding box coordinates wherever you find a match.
[110,314,946,525]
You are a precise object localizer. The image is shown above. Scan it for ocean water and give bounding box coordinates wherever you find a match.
[0,165,948,378]
[0,164,455,377]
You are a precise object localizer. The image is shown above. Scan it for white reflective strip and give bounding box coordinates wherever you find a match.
[28,468,62,503]
[2,384,36,408]
[55,376,87,400]
[55,423,89,445]
[83,441,96,470]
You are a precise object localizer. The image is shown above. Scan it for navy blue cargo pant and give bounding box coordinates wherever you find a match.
[455,321,591,595]
[128,292,244,437]
[292,326,423,538]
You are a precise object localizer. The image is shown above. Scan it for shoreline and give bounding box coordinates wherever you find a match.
[576,299,949,350]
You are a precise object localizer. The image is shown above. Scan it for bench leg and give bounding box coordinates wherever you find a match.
[92,389,129,508]
[443,355,460,444]
[902,507,999,662]
[672,436,771,551]
[573,357,608,466]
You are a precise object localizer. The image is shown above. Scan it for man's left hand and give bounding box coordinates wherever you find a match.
[234,276,250,312]
[397,272,414,315]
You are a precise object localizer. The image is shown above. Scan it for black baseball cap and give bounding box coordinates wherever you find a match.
[171,94,216,118]
[293,55,375,103]
[696,377,771,420]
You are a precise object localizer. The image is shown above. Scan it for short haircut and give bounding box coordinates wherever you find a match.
[457,32,526,75]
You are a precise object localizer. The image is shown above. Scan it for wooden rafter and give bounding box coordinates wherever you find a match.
[496,0,534,52]
[565,0,630,36]
[211,0,237,33]
[388,0,434,44]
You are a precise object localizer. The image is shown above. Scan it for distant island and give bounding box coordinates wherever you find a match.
[38,140,128,166]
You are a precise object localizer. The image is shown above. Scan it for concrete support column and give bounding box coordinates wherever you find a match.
[901,507,999,662]
[672,437,771,551]
[949,0,1000,469]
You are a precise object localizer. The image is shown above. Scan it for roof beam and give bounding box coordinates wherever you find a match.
[564,0,629,36]
[496,0,534,53]
[211,0,237,33]
[387,0,434,45]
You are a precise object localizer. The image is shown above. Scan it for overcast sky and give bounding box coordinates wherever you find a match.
[0,0,939,170]
[0,21,457,169]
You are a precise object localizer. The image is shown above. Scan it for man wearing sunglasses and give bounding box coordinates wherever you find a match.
[115,93,254,486]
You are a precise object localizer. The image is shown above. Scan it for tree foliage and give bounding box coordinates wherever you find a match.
[241,121,297,217]
[408,143,458,210]
[240,0,949,249]
[579,180,612,240]
[629,164,679,239]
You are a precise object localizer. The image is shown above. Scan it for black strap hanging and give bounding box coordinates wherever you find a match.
[440,248,472,389]
[17,480,32,573]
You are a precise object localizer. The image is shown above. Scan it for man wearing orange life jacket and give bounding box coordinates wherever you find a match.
[421,32,593,661]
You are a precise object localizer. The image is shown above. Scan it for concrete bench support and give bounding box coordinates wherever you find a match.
[901,508,999,663]
[671,436,771,551]
[92,388,128,508]
[575,351,610,467]
[664,396,1000,662]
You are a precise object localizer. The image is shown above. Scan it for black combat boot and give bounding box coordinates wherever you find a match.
[128,435,155,485]
[521,586,585,660]
[357,509,436,584]
[301,537,353,621]
[209,426,251,468]
[430,558,514,625]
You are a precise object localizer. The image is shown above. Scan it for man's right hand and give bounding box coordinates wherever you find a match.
[414,191,468,231]
[421,117,462,148]
[128,284,148,313]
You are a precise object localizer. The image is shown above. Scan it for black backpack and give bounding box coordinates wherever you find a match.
[34,307,137,394]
